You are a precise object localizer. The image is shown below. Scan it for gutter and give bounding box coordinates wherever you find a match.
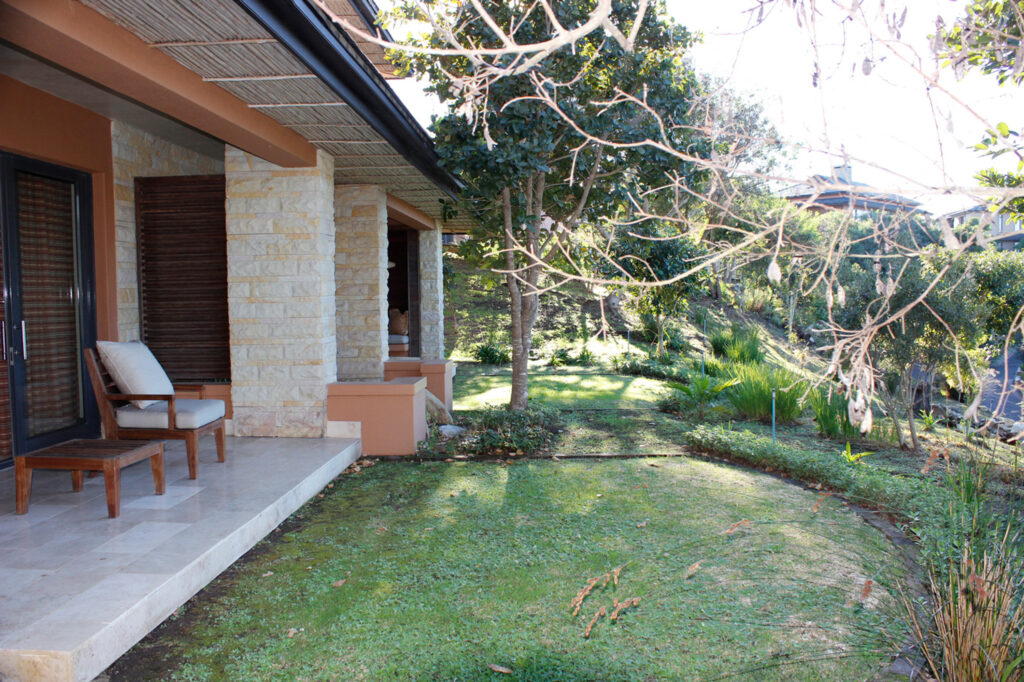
[234,0,462,200]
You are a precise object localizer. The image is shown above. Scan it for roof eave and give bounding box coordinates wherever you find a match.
[234,0,462,199]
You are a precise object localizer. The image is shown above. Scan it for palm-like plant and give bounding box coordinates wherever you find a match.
[668,376,739,421]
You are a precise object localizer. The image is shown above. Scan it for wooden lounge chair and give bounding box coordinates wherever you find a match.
[85,344,225,480]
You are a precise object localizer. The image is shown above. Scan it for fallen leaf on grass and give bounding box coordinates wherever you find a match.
[332,579,347,587]
[375,527,388,534]
[811,491,831,513]
[723,519,751,535]
[636,520,647,528]
[647,462,661,468]
[609,597,640,621]
[684,561,702,579]
[286,628,299,638]
[261,571,274,578]
[584,606,606,638]
[488,664,512,674]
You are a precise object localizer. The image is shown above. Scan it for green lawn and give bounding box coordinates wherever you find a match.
[454,365,673,410]
[109,458,904,681]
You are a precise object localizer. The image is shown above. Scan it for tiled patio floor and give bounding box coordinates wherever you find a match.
[0,436,360,682]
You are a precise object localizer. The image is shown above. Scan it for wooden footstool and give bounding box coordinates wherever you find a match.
[15,439,165,518]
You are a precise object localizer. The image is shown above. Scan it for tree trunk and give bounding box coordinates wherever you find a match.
[786,291,797,336]
[504,177,544,412]
[504,188,529,412]
[656,313,666,358]
[903,373,921,452]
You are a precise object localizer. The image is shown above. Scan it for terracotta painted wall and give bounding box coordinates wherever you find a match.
[0,74,117,340]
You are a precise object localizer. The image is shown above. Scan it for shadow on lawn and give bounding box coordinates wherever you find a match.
[419,646,643,681]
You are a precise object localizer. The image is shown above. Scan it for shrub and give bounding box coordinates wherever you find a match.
[743,287,773,315]
[575,347,595,366]
[810,389,860,440]
[461,405,563,457]
[549,347,572,367]
[659,376,738,421]
[726,363,806,423]
[473,342,511,365]
[615,355,689,381]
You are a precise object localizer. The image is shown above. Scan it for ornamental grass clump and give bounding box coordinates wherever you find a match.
[810,389,861,440]
[904,528,1024,682]
[709,323,764,364]
[726,363,806,423]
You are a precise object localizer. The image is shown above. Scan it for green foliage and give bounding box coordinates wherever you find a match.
[725,364,806,423]
[614,354,689,381]
[610,233,709,357]
[919,410,938,432]
[575,346,595,366]
[841,442,874,464]
[709,323,764,364]
[659,376,738,420]
[423,405,564,458]
[939,1,1024,86]
[549,347,572,367]
[697,355,729,378]
[810,390,861,440]
[473,341,511,365]
[972,248,1024,337]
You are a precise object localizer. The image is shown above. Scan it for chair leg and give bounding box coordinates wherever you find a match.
[185,432,199,480]
[215,425,226,462]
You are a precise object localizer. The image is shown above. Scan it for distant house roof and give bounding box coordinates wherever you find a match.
[782,165,925,215]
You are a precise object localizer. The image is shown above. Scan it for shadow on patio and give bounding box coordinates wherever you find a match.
[0,435,359,682]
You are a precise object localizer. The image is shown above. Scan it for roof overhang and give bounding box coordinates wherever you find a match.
[0,0,318,168]
[234,0,461,200]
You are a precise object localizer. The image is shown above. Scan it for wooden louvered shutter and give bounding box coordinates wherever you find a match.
[135,175,229,383]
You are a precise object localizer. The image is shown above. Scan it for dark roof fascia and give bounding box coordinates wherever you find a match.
[349,0,391,40]
[234,0,462,199]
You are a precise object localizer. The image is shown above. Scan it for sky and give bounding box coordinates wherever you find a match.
[385,0,1022,214]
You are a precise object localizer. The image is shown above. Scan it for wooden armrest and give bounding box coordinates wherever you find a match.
[107,393,175,402]
[107,393,177,426]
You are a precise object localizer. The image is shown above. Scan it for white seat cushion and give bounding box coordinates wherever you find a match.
[388,334,410,344]
[96,341,174,409]
[115,399,225,430]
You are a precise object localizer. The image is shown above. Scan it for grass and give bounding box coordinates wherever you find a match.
[110,458,904,681]
[454,365,674,410]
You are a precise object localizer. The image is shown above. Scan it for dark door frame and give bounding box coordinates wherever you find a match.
[0,152,100,460]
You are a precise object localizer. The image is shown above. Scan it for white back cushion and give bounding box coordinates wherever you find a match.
[96,341,174,409]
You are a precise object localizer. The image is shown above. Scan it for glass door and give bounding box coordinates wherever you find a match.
[0,153,99,457]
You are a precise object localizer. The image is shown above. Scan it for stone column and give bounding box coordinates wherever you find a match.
[418,225,445,360]
[224,146,337,437]
[335,185,388,380]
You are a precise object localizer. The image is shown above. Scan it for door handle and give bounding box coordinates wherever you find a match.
[21,321,27,360]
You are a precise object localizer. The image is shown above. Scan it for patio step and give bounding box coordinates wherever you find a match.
[0,436,360,682]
